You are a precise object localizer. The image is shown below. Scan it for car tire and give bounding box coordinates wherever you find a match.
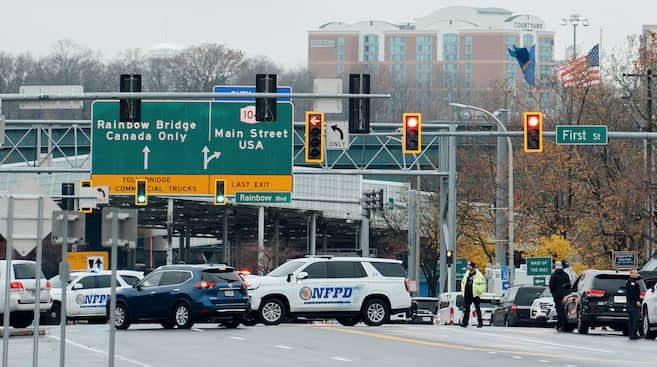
[161,320,175,329]
[563,323,575,333]
[362,298,389,327]
[114,303,130,330]
[221,318,241,329]
[505,315,516,327]
[336,316,360,326]
[172,303,194,329]
[44,302,61,325]
[259,298,286,326]
[9,312,33,328]
[643,308,657,339]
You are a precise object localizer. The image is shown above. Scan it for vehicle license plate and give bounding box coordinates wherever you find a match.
[614,296,626,304]
[423,317,431,322]
[224,290,234,297]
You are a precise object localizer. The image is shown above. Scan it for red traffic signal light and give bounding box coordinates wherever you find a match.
[523,112,543,152]
[402,113,422,154]
[305,112,324,163]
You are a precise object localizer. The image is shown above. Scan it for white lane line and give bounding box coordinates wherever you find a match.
[230,336,246,341]
[511,356,523,360]
[537,360,550,363]
[331,357,352,362]
[566,364,577,367]
[456,329,610,353]
[276,345,293,350]
[488,352,498,355]
[46,335,155,367]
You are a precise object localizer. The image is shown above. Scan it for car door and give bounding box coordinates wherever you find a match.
[648,283,657,323]
[292,262,332,312]
[130,271,163,320]
[325,261,368,312]
[67,275,98,317]
[149,270,192,319]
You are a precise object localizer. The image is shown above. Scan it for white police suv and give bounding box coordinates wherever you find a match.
[245,256,413,326]
[43,270,143,324]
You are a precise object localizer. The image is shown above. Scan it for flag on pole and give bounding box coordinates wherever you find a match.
[507,45,536,86]
[557,44,601,88]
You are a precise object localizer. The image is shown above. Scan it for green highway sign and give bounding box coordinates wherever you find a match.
[456,258,468,279]
[236,192,291,204]
[91,101,293,195]
[526,257,552,276]
[555,125,608,145]
[533,277,546,286]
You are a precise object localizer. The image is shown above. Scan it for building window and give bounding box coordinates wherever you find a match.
[464,63,472,90]
[390,64,406,83]
[505,35,517,60]
[505,63,516,89]
[337,64,344,74]
[416,36,432,61]
[523,34,534,47]
[389,36,406,61]
[363,34,379,62]
[464,36,473,60]
[539,37,553,62]
[337,37,345,62]
[443,33,459,61]
[539,65,552,89]
[416,64,432,89]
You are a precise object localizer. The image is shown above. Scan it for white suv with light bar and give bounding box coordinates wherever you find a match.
[245,256,413,326]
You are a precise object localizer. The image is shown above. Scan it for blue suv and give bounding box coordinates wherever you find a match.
[109,264,249,330]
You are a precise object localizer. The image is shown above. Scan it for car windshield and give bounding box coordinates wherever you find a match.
[594,274,647,292]
[202,269,241,283]
[642,257,657,272]
[516,287,544,306]
[479,301,496,309]
[49,275,80,288]
[13,263,45,280]
[268,260,305,277]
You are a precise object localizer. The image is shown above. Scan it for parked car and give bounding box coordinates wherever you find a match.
[245,256,413,326]
[110,264,249,330]
[460,293,500,326]
[0,260,52,328]
[491,286,545,327]
[530,288,556,325]
[562,270,646,334]
[42,270,143,324]
[437,292,463,325]
[408,297,438,324]
[643,279,657,339]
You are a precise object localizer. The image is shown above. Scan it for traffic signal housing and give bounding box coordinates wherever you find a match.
[402,113,422,154]
[524,111,543,152]
[348,73,371,133]
[120,74,141,123]
[79,179,93,213]
[305,112,325,163]
[214,179,226,205]
[255,73,277,122]
[135,179,147,206]
[446,249,454,264]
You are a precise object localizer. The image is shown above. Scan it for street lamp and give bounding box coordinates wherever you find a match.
[449,103,515,285]
[561,14,589,61]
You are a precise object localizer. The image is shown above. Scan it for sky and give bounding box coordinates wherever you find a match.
[1,0,655,68]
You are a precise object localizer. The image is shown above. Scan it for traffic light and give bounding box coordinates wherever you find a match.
[305,112,324,163]
[524,111,543,152]
[135,179,147,206]
[402,113,422,154]
[348,73,371,133]
[256,74,277,122]
[79,179,93,213]
[375,189,384,211]
[214,179,226,205]
[446,249,453,264]
[120,74,141,122]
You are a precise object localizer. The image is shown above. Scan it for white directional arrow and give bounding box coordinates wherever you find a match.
[142,146,150,170]
[202,146,221,170]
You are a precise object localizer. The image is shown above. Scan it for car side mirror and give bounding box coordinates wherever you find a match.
[72,283,83,290]
[297,272,309,281]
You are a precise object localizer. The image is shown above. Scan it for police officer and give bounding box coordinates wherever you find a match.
[460,261,485,328]
[549,261,571,332]
[626,269,642,340]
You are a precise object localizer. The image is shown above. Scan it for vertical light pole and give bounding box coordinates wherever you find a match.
[450,103,515,285]
[561,14,589,124]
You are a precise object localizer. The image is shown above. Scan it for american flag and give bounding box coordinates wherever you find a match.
[557,44,601,88]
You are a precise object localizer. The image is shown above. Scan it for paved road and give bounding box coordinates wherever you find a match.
[2,323,656,367]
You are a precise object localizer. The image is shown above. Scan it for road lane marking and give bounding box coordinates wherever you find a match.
[191,328,204,332]
[456,329,610,353]
[46,335,155,367]
[331,357,352,362]
[512,356,523,360]
[230,336,246,341]
[322,327,656,366]
[538,360,549,363]
[276,345,293,350]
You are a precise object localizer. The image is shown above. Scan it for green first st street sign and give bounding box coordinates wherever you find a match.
[91,101,293,175]
[555,125,608,145]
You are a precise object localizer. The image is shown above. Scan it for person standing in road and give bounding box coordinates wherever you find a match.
[549,261,571,332]
[460,261,485,328]
[626,269,642,340]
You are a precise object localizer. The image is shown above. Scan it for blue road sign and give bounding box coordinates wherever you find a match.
[213,85,292,102]
[501,265,510,291]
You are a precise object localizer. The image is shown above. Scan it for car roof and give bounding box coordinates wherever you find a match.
[0,260,36,264]
[584,269,632,276]
[156,264,235,272]
[292,256,402,264]
[69,270,143,277]
[413,297,439,301]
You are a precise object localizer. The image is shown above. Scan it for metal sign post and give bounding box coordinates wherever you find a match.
[58,213,68,367]
[32,196,43,367]
[2,196,15,367]
[108,208,119,367]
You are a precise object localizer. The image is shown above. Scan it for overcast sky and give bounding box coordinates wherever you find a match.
[1,0,654,67]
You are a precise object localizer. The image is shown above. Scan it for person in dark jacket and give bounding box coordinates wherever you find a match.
[549,261,571,332]
[626,269,642,340]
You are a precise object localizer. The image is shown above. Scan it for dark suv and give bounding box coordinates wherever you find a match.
[562,270,646,334]
[110,264,249,330]
[491,286,545,327]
